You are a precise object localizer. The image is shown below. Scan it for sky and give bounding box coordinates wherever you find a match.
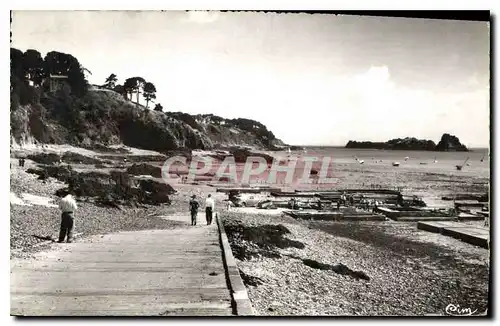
[11,11,490,147]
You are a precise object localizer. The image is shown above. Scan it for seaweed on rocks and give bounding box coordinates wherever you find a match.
[61,152,105,165]
[26,165,174,206]
[31,234,56,242]
[232,241,282,260]
[302,258,332,270]
[164,148,192,161]
[83,144,131,154]
[134,177,175,204]
[95,194,123,209]
[27,153,61,165]
[27,151,105,165]
[239,270,265,287]
[99,154,167,163]
[126,163,163,178]
[302,259,370,281]
[27,164,74,182]
[283,253,371,281]
[229,147,274,164]
[224,221,305,261]
[66,171,116,198]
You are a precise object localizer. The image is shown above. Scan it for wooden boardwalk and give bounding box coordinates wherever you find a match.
[417,221,490,249]
[11,217,236,316]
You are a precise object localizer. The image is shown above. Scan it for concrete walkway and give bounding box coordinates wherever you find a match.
[11,214,234,316]
[417,221,490,249]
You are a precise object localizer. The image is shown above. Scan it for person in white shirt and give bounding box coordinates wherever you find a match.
[58,190,78,243]
[205,194,215,225]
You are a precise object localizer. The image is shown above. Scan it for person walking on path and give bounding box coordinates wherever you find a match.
[189,195,200,226]
[205,194,215,225]
[340,192,347,206]
[58,190,78,243]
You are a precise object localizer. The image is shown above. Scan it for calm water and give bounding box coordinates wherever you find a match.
[289,147,490,178]
[164,147,490,195]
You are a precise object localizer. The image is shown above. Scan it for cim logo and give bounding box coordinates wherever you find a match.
[444,304,479,316]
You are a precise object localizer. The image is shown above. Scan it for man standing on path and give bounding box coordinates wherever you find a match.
[58,190,78,243]
[205,194,215,225]
[189,194,200,226]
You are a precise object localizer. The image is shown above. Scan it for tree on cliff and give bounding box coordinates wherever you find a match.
[123,77,146,105]
[43,51,88,96]
[211,115,223,125]
[123,78,136,101]
[23,49,45,86]
[80,65,92,79]
[143,82,157,108]
[104,73,118,89]
[154,103,164,112]
[10,48,24,80]
[10,48,42,106]
[113,84,128,99]
[10,48,28,107]
[132,77,146,105]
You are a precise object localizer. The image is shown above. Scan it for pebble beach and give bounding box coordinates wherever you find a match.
[222,211,489,316]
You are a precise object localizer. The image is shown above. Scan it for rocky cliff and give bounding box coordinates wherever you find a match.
[10,88,284,152]
[10,47,284,152]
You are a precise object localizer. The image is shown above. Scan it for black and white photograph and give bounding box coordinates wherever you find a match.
[9,9,491,317]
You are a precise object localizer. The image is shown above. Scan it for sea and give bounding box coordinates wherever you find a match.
[299,147,490,177]
[261,147,490,199]
[162,146,490,203]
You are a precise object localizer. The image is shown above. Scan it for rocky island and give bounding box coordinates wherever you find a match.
[435,133,469,152]
[345,134,468,151]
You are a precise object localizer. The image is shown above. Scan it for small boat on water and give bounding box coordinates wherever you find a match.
[480,153,486,162]
[419,162,428,165]
[359,160,365,164]
[392,162,400,167]
[404,156,409,161]
[456,157,470,171]
[434,157,438,163]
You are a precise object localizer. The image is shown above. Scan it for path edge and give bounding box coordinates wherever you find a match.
[216,212,256,316]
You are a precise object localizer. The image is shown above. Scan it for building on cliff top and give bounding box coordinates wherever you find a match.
[45,74,69,93]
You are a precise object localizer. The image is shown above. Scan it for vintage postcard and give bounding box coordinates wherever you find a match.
[9,10,490,317]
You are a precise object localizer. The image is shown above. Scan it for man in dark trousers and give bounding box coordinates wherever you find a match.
[189,194,200,226]
[205,194,215,225]
[58,189,78,243]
